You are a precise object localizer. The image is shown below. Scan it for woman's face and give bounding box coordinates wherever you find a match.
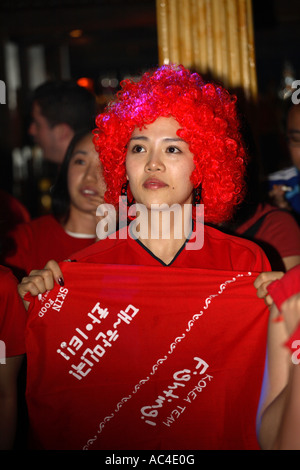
[67,134,106,215]
[125,117,195,209]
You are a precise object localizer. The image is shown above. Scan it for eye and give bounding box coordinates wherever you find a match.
[73,157,86,165]
[166,146,181,154]
[288,136,300,145]
[132,144,146,153]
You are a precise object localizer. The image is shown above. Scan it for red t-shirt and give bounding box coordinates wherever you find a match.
[268,265,300,351]
[236,203,300,270]
[2,214,96,279]
[0,189,31,235]
[72,223,271,272]
[25,225,270,450]
[25,262,269,450]
[0,265,27,358]
[268,265,300,311]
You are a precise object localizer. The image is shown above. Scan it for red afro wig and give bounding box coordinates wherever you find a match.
[93,64,247,224]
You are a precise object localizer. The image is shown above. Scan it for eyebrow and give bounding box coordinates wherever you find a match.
[71,149,88,156]
[129,136,186,143]
[287,130,300,134]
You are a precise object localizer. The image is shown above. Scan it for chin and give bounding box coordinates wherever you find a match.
[139,201,183,212]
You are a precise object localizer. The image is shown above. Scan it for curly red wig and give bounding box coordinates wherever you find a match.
[93,64,247,224]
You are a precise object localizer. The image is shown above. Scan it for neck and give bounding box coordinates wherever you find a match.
[63,207,97,236]
[132,204,193,264]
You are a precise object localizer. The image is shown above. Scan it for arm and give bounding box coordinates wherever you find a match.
[0,355,24,449]
[256,302,291,449]
[283,255,300,271]
[18,259,64,310]
[257,294,300,449]
[274,361,300,449]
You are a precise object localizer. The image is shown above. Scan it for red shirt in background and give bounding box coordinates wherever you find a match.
[0,265,27,358]
[2,214,96,279]
[236,203,300,270]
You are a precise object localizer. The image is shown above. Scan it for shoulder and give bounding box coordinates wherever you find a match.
[70,227,129,262]
[0,265,16,283]
[204,223,263,251]
[257,205,300,250]
[203,224,271,271]
[262,205,299,226]
[28,215,60,229]
[0,265,21,299]
[7,214,59,235]
[246,204,300,233]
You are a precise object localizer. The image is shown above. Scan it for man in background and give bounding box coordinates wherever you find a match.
[29,80,96,165]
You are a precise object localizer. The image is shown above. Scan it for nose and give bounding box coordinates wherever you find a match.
[145,149,164,172]
[84,161,100,182]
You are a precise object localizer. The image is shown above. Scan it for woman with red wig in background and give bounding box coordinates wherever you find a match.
[18,65,270,450]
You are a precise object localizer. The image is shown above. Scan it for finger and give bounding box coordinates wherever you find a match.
[17,277,45,311]
[253,271,284,289]
[44,259,64,286]
[22,300,30,311]
[27,269,55,292]
[255,280,274,305]
[256,282,273,303]
[17,290,30,310]
[17,278,44,302]
[264,293,274,307]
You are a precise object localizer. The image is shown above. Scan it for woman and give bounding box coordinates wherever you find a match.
[19,65,270,450]
[2,130,106,279]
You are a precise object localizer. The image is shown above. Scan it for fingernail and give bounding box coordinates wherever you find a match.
[58,277,64,286]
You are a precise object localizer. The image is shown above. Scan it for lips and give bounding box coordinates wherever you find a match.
[143,178,168,190]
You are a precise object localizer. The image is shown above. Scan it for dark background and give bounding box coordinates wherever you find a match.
[0,0,299,215]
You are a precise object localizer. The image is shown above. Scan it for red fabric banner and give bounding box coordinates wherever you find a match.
[25,262,268,450]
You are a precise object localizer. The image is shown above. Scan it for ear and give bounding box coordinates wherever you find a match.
[53,123,74,143]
